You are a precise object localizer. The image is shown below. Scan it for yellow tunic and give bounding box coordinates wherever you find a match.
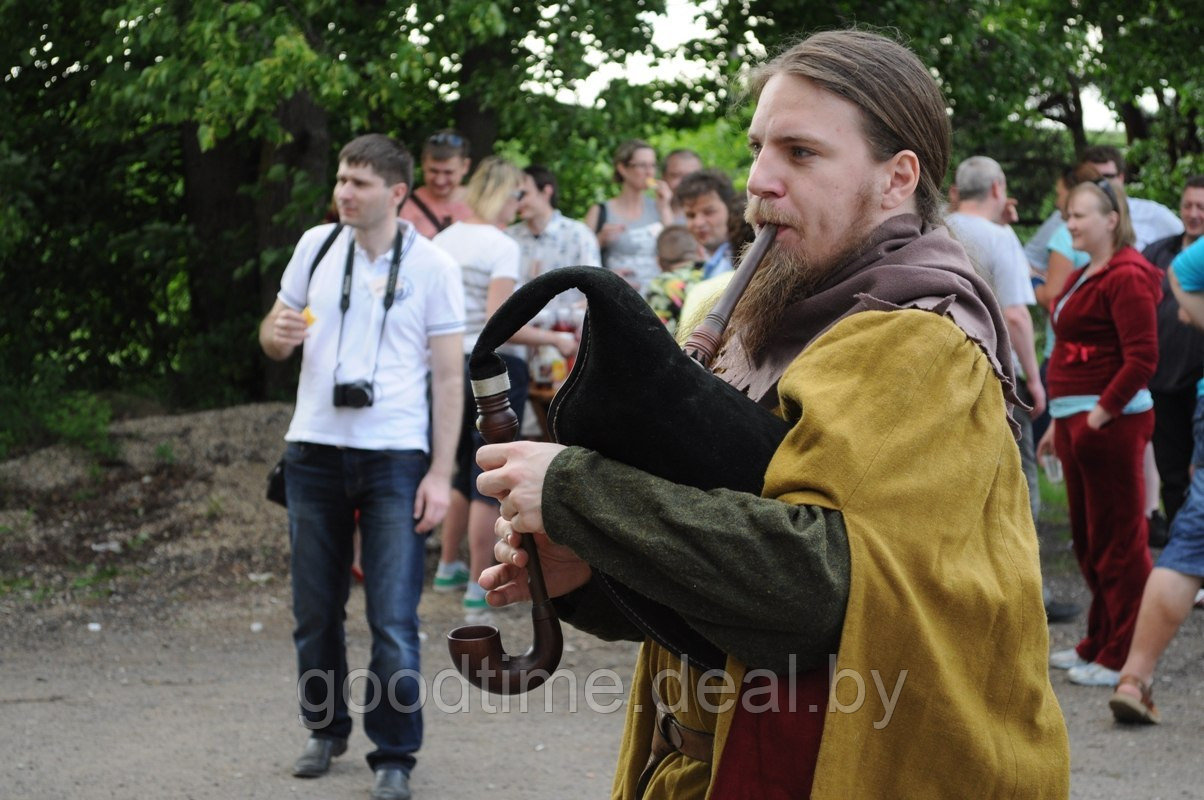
[613,309,1069,799]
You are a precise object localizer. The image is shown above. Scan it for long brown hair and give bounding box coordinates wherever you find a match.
[748,29,951,226]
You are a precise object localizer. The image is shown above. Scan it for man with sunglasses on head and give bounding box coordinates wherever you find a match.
[400,128,474,239]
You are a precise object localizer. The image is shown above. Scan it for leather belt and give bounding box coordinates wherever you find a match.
[634,697,715,799]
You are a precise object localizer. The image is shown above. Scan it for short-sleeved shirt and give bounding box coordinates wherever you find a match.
[506,211,602,317]
[947,213,1036,377]
[1129,197,1183,252]
[602,196,664,294]
[433,222,521,354]
[946,213,1036,308]
[1024,210,1064,273]
[1171,237,1204,396]
[399,187,473,239]
[279,222,465,451]
[1172,236,1204,291]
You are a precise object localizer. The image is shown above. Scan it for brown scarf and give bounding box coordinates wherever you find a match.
[713,213,1023,435]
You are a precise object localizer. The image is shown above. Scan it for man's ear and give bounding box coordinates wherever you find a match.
[391,182,409,209]
[880,150,921,212]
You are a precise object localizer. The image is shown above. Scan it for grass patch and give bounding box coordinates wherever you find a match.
[154,442,176,465]
[1038,472,1069,526]
[70,565,121,596]
[0,576,34,596]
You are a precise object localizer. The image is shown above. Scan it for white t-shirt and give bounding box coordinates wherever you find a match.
[432,222,521,354]
[946,213,1036,308]
[1128,196,1183,252]
[947,213,1036,377]
[278,222,465,451]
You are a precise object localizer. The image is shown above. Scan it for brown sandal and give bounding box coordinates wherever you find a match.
[1109,674,1161,725]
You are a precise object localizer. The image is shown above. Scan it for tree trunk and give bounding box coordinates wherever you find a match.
[180,125,260,336]
[1038,78,1087,156]
[454,43,506,162]
[1118,100,1150,146]
[256,91,332,400]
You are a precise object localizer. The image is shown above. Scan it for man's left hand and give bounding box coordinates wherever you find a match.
[413,472,450,533]
[476,441,566,535]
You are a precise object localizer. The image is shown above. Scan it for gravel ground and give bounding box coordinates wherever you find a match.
[1,404,1202,798]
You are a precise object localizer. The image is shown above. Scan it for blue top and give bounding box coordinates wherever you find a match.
[1049,224,1089,269]
[1170,237,1204,396]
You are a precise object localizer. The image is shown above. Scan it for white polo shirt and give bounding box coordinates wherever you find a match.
[278,222,465,451]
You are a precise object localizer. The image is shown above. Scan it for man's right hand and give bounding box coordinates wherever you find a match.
[480,518,591,607]
[260,301,308,360]
[272,308,309,348]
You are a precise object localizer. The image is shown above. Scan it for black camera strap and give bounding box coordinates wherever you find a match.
[332,222,416,389]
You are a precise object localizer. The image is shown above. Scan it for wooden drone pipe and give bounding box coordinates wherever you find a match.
[447,371,563,694]
[682,223,779,368]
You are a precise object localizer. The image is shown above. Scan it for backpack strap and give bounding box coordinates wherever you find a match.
[308,222,345,283]
[406,193,452,233]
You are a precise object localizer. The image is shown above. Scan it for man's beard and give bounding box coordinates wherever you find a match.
[725,189,875,363]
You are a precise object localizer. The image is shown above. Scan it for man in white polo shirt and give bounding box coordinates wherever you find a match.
[259,133,464,800]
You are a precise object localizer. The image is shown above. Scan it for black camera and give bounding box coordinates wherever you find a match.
[333,381,374,408]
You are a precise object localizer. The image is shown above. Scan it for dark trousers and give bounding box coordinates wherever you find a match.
[1152,385,1197,521]
[285,443,428,771]
[1057,410,1154,670]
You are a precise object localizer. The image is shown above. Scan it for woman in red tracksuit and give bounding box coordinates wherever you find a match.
[1037,178,1162,687]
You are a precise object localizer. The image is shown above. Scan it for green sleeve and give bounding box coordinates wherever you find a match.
[543,447,850,674]
[551,575,644,643]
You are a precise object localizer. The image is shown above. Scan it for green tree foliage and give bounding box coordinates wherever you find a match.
[688,1,1203,210]
[2,0,1201,434]
[1,0,674,411]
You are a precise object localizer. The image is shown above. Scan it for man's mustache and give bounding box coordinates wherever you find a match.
[745,196,802,231]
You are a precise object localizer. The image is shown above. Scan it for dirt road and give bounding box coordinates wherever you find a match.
[2,404,1203,798]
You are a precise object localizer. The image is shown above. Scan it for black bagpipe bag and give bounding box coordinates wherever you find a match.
[469,267,791,669]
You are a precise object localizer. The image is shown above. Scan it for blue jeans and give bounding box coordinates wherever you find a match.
[285,442,428,772]
[1159,396,1204,578]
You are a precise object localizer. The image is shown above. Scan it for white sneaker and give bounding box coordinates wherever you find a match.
[1194,588,1204,609]
[1067,662,1121,687]
[1049,648,1087,670]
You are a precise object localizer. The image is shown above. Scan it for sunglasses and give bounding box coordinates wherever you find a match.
[427,132,465,148]
[1096,178,1120,212]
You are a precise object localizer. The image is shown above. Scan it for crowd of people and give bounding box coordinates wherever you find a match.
[954,146,1203,724]
[255,27,1202,800]
[944,146,1204,724]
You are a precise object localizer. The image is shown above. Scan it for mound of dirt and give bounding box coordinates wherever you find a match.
[0,403,296,628]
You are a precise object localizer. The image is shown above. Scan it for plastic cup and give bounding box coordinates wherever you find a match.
[1041,454,1063,483]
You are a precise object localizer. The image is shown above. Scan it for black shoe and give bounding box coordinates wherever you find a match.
[1045,599,1081,624]
[1148,510,1169,548]
[292,735,348,778]
[371,767,412,800]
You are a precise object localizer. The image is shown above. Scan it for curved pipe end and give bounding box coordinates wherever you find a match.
[447,610,564,695]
